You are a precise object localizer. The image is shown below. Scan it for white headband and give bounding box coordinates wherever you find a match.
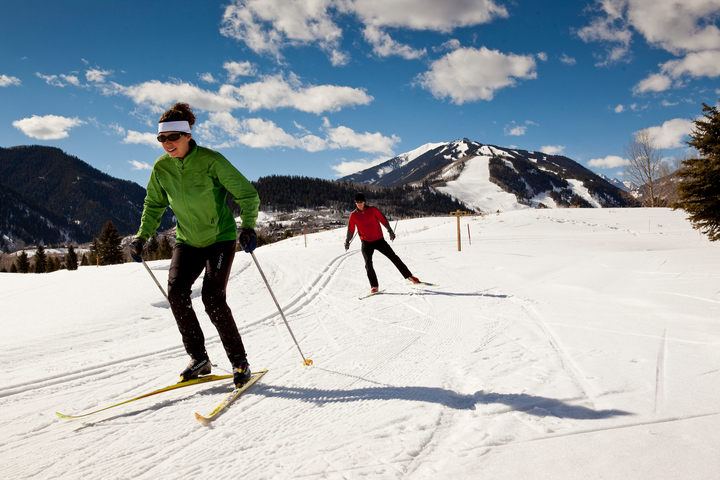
[158,120,192,134]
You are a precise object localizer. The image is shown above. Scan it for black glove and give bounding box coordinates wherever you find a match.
[238,227,257,253]
[344,242,349,251]
[130,237,145,262]
[387,228,396,241]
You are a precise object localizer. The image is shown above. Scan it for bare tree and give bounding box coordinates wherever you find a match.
[624,129,664,207]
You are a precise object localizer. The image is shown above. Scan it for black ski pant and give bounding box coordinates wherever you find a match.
[167,239,247,368]
[361,238,412,288]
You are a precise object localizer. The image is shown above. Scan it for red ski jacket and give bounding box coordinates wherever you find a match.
[347,206,389,242]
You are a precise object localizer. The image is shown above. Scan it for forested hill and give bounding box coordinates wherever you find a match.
[0,145,174,250]
[0,146,466,251]
[251,175,469,218]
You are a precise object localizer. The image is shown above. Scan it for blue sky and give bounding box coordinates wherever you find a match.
[1,0,719,186]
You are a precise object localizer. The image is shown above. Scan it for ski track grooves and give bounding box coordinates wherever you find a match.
[512,297,597,406]
[1,252,353,400]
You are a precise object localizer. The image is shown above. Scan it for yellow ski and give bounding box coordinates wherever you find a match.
[56,374,233,419]
[195,369,268,425]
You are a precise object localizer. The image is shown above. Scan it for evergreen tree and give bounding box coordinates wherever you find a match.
[81,253,89,266]
[16,251,30,273]
[89,238,100,266]
[34,244,47,274]
[157,236,173,260]
[46,255,59,273]
[145,234,160,260]
[98,221,125,265]
[673,100,720,241]
[66,244,78,271]
[10,262,17,273]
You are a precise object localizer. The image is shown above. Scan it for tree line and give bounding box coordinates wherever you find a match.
[247,176,469,217]
[1,221,174,273]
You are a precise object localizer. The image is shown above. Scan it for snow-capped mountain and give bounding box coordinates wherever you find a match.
[341,139,635,212]
[596,173,634,192]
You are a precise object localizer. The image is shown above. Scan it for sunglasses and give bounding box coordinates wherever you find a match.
[157,133,186,143]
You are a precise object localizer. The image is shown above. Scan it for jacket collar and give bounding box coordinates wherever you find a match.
[171,140,198,168]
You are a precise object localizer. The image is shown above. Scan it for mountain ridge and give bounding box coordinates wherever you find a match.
[341,138,636,211]
[0,145,174,251]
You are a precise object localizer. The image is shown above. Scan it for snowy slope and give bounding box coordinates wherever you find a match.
[344,139,630,212]
[2,208,720,479]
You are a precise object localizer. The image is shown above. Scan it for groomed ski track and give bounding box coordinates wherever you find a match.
[2,209,720,479]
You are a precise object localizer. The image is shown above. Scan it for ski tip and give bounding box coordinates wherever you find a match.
[55,412,71,419]
[195,412,211,425]
[358,289,385,299]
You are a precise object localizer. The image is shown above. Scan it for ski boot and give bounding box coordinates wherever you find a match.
[179,358,211,382]
[233,360,252,388]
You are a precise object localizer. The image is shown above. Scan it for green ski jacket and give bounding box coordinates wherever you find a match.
[137,143,260,248]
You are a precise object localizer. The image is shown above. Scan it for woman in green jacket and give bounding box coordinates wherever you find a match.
[131,103,260,388]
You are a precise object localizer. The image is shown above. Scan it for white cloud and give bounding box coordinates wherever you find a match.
[536,52,548,62]
[224,61,257,82]
[540,145,565,155]
[576,12,633,66]
[107,75,372,115]
[12,114,86,140]
[107,80,243,112]
[108,123,126,136]
[199,113,310,149]
[325,124,400,155]
[643,118,694,149]
[226,73,373,113]
[193,111,398,155]
[433,39,461,52]
[331,156,391,177]
[61,74,81,86]
[416,47,537,104]
[633,73,673,94]
[128,160,153,170]
[86,68,112,83]
[220,0,347,65]
[623,0,720,55]
[349,0,508,31]
[615,104,625,113]
[504,122,526,136]
[659,49,720,79]
[199,73,218,83]
[362,25,426,59]
[220,0,507,64]
[560,53,576,65]
[36,73,66,87]
[0,74,21,87]
[123,131,162,147]
[581,0,720,88]
[588,155,629,168]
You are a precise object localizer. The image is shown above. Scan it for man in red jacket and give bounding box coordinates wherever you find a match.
[345,192,420,293]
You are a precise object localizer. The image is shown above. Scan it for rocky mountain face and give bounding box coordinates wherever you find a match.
[0,145,174,251]
[341,139,637,210]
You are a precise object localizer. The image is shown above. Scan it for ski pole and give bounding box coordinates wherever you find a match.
[250,251,313,366]
[142,258,169,303]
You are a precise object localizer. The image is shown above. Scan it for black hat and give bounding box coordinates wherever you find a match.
[354,192,365,202]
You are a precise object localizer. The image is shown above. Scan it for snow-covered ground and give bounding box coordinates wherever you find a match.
[2,208,719,479]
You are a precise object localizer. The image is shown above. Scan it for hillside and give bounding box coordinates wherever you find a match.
[341,139,637,211]
[251,175,468,218]
[0,183,88,251]
[0,146,174,250]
